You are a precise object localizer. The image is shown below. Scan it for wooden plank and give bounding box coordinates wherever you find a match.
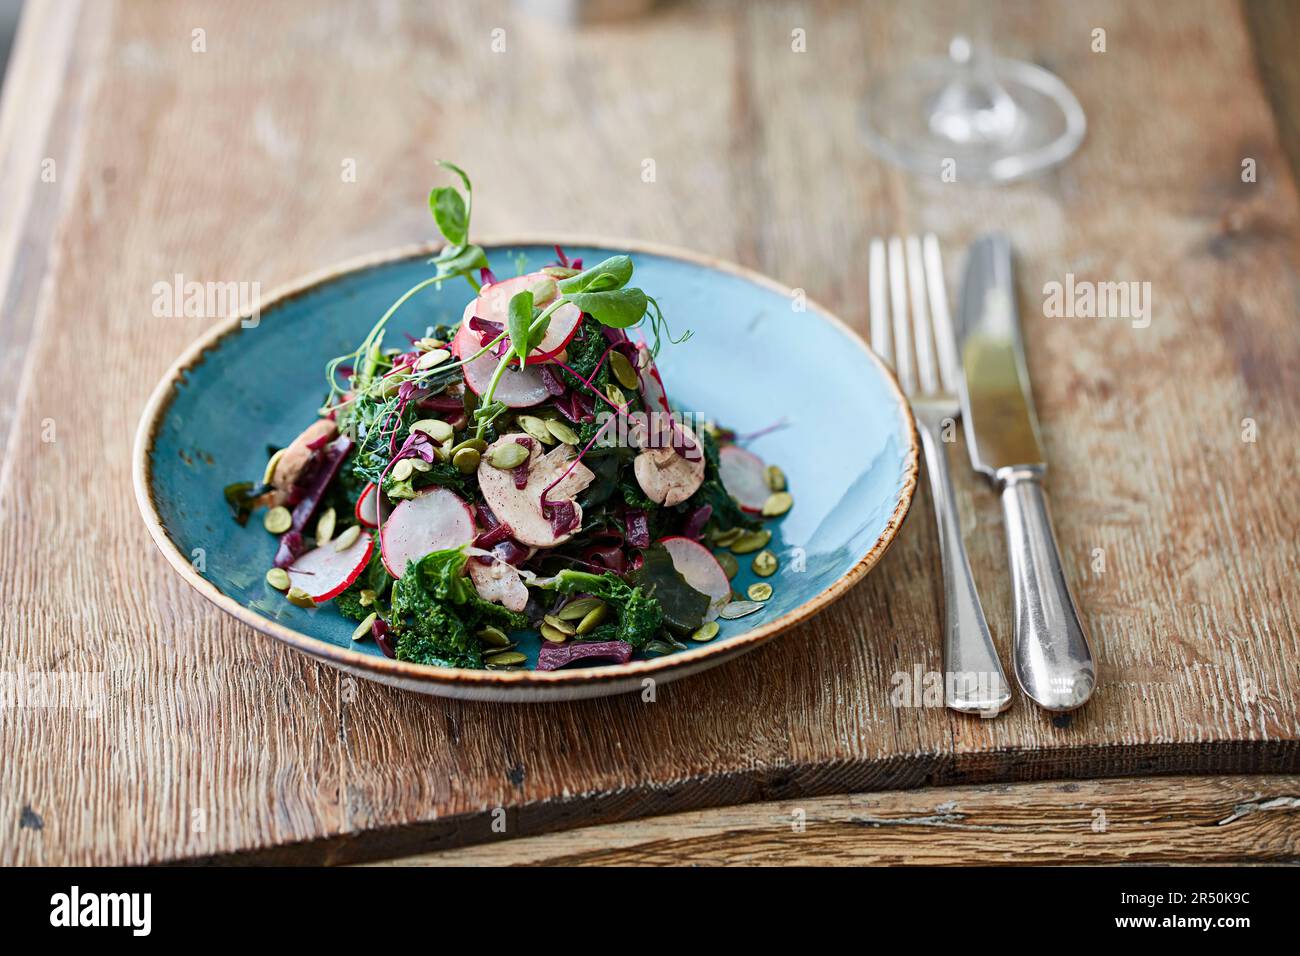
[0,0,1298,866]
[372,774,1300,866]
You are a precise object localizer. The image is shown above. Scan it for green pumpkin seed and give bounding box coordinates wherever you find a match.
[576,603,609,635]
[315,507,337,544]
[716,552,739,579]
[351,613,377,642]
[333,524,361,552]
[488,443,530,469]
[543,614,577,636]
[609,350,639,390]
[518,415,556,445]
[691,621,720,643]
[412,418,454,443]
[605,384,626,407]
[545,420,580,446]
[452,447,480,474]
[409,458,432,473]
[712,527,744,548]
[747,582,773,601]
[719,600,764,620]
[264,506,292,534]
[286,586,316,608]
[263,448,285,485]
[265,567,291,591]
[415,337,444,352]
[730,529,771,554]
[762,491,793,517]
[765,465,787,492]
[540,623,569,644]
[752,550,778,577]
[485,650,526,666]
[414,348,451,371]
[391,458,414,482]
[359,589,376,607]
[558,597,604,621]
[476,626,511,647]
[452,437,489,455]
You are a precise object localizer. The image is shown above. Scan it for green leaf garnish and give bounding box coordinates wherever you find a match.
[558,255,633,295]
[564,287,648,328]
[428,187,468,247]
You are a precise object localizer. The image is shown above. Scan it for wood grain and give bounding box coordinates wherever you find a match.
[374,775,1300,866]
[1,0,1298,865]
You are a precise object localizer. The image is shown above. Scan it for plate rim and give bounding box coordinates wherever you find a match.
[132,236,919,690]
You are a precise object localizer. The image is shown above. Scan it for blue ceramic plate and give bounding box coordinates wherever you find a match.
[134,239,918,701]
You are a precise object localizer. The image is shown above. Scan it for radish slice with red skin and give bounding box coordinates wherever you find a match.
[636,343,672,417]
[461,293,581,364]
[355,482,381,529]
[719,445,769,514]
[287,533,374,602]
[474,273,560,325]
[379,486,476,577]
[452,326,552,408]
[657,536,732,622]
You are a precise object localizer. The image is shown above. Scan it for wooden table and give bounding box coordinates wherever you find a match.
[2,0,1298,866]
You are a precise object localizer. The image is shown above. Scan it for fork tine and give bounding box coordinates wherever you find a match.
[906,236,938,395]
[868,238,891,363]
[922,233,959,392]
[886,237,915,394]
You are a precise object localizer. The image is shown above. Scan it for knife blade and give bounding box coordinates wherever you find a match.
[955,234,1096,712]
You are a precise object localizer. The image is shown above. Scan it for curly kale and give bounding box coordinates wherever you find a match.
[553,569,665,648]
[389,547,527,668]
[687,429,759,533]
[557,316,613,393]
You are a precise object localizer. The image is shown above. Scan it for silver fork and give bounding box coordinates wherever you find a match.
[870,234,1012,716]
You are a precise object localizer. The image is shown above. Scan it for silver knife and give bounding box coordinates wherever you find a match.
[955,234,1096,712]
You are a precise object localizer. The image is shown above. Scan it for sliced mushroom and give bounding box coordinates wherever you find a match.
[632,420,705,507]
[265,418,338,505]
[468,557,530,612]
[476,435,595,548]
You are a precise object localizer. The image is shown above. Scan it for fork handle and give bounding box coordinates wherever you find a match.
[916,412,1012,715]
[997,468,1096,712]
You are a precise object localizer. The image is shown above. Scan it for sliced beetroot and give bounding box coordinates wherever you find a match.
[624,510,650,549]
[273,529,308,569]
[372,618,395,658]
[536,640,634,671]
[682,503,713,541]
[287,532,374,602]
[454,326,551,408]
[658,535,732,621]
[718,445,769,514]
[379,486,476,577]
[289,435,353,532]
[511,436,534,490]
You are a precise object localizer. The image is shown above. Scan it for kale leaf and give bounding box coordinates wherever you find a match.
[553,569,665,648]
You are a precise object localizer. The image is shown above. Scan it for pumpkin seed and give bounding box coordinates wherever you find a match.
[691,621,720,643]
[452,447,480,473]
[286,586,316,608]
[545,420,580,446]
[263,448,285,485]
[543,614,577,636]
[747,582,773,602]
[412,418,455,443]
[540,623,569,644]
[476,626,511,647]
[409,458,432,473]
[558,597,604,621]
[730,529,771,554]
[391,458,414,482]
[358,589,376,607]
[488,443,530,469]
[752,550,778,577]
[765,464,787,492]
[605,384,626,407]
[351,612,377,642]
[265,567,291,591]
[609,350,639,390]
[414,348,451,371]
[452,437,488,455]
[719,600,765,620]
[333,524,361,552]
[415,337,444,352]
[264,506,292,534]
[762,491,793,517]
[712,527,744,548]
[716,552,739,579]
[575,603,609,635]
[484,650,526,666]
[518,415,556,445]
[315,507,337,544]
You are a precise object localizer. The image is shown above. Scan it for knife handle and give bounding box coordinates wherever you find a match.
[998,468,1096,712]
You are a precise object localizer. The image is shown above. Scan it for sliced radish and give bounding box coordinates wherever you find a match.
[477,436,594,548]
[354,482,381,528]
[658,536,732,622]
[636,343,672,417]
[468,557,529,612]
[380,486,476,577]
[719,445,769,514]
[287,532,374,602]
[475,272,560,325]
[461,291,581,365]
[453,326,551,408]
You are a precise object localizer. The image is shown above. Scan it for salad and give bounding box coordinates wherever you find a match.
[224,164,793,671]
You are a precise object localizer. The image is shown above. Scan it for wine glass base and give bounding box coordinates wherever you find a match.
[861,56,1086,183]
